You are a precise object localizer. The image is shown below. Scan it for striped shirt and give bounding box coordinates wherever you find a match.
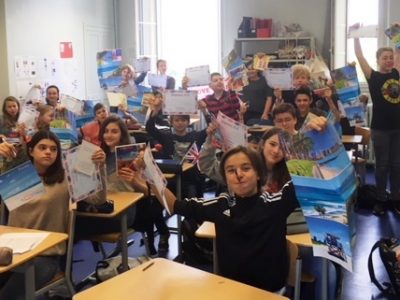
[204,90,241,121]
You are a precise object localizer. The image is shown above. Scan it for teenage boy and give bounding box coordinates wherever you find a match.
[271,103,298,136]
[294,87,326,130]
[146,95,208,251]
[272,64,340,123]
[81,103,109,146]
[196,72,242,122]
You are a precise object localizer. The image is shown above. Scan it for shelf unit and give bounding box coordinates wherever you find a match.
[234,36,315,66]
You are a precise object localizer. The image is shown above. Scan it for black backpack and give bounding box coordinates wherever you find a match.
[356,184,379,210]
[368,238,400,297]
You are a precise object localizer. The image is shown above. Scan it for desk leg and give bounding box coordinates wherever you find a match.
[212,239,219,274]
[120,213,129,272]
[176,173,182,257]
[14,262,35,300]
[321,258,328,300]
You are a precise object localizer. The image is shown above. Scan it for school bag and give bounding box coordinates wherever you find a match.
[95,255,151,282]
[368,237,400,297]
[356,184,379,210]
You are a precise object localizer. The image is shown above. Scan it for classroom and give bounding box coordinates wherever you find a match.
[1,0,400,299]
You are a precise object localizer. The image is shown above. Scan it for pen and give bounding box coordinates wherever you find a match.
[142,261,155,271]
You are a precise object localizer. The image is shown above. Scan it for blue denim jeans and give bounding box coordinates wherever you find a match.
[371,129,400,202]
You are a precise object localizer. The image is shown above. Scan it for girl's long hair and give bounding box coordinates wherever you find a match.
[27,130,64,185]
[99,114,131,156]
[2,96,20,129]
[259,127,291,190]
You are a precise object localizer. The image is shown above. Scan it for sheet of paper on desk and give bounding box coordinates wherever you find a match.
[0,232,49,254]
[75,141,100,176]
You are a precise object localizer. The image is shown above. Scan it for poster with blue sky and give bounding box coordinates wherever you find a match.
[330,65,360,103]
[97,49,123,91]
[280,117,357,271]
[0,161,44,211]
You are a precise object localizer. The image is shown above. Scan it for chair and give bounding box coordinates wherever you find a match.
[72,192,151,291]
[35,211,76,298]
[352,126,371,185]
[286,239,315,300]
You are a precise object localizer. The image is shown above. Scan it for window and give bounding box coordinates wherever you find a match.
[346,0,379,83]
[135,0,158,72]
[135,0,221,86]
[333,0,379,83]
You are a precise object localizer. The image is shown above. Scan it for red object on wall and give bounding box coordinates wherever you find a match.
[60,42,73,58]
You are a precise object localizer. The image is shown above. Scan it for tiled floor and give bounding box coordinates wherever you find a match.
[63,170,400,300]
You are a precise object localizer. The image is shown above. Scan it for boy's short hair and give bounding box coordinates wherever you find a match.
[210,72,222,80]
[272,103,297,120]
[93,103,105,115]
[291,64,311,79]
[294,87,313,100]
[170,115,190,122]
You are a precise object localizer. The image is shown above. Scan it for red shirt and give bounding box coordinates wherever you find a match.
[81,121,101,146]
[204,90,241,121]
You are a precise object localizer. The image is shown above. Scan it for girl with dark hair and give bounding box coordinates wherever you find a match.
[146,145,298,293]
[76,115,158,253]
[0,130,107,300]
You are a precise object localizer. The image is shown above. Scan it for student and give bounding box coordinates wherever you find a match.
[273,64,340,122]
[152,59,175,92]
[271,103,298,136]
[146,96,207,251]
[0,96,21,137]
[118,64,147,97]
[80,103,109,146]
[147,144,298,293]
[351,23,400,215]
[241,59,273,125]
[76,115,158,253]
[45,85,60,107]
[146,96,207,163]
[197,72,241,122]
[36,104,55,131]
[294,87,326,130]
[0,130,107,300]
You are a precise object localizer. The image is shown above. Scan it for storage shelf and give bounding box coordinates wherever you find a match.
[235,37,313,41]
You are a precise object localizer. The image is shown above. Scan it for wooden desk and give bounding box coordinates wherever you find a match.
[73,258,288,300]
[195,221,218,273]
[341,135,362,144]
[0,226,68,300]
[74,192,144,272]
[286,232,312,248]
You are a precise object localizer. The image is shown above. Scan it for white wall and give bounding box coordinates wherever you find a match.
[116,0,136,65]
[5,0,116,100]
[221,0,331,61]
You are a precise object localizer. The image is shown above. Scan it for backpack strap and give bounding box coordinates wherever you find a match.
[368,239,393,294]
